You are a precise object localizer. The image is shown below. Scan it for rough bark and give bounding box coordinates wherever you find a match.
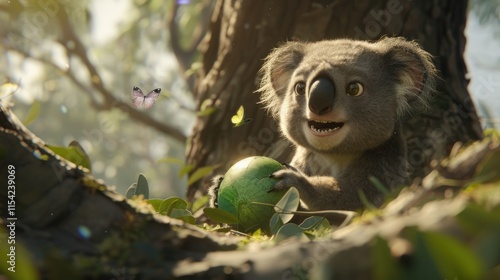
[185,0,482,200]
[1,106,498,279]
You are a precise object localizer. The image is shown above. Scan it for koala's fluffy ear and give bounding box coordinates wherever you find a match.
[377,37,438,117]
[259,42,305,119]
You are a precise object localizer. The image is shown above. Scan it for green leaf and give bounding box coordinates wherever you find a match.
[372,236,401,280]
[47,142,91,171]
[170,208,192,218]
[135,173,149,199]
[358,189,376,210]
[475,148,500,183]
[68,141,91,170]
[169,209,195,224]
[147,199,164,212]
[203,207,239,224]
[23,100,40,125]
[187,165,218,186]
[185,62,202,77]
[269,213,284,235]
[369,176,390,196]
[401,229,442,280]
[178,215,196,224]
[126,183,137,199]
[197,98,218,117]
[274,223,308,244]
[423,231,483,279]
[0,226,38,280]
[157,157,184,165]
[299,216,330,238]
[191,195,210,213]
[457,204,500,234]
[197,106,218,117]
[158,197,188,215]
[274,187,300,223]
[299,216,325,230]
[178,164,194,178]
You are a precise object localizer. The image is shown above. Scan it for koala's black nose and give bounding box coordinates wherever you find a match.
[308,77,335,115]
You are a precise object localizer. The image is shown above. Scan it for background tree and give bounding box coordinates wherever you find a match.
[186,0,484,200]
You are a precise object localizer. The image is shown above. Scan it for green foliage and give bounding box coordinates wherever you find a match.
[197,99,218,117]
[423,231,483,279]
[187,165,218,186]
[372,236,401,280]
[126,173,149,199]
[22,100,40,126]
[157,157,218,187]
[204,187,332,241]
[369,176,390,196]
[275,224,309,243]
[190,195,210,213]
[0,226,38,280]
[147,196,195,224]
[203,207,239,225]
[47,141,92,171]
[273,187,300,223]
[474,144,500,183]
[269,213,284,235]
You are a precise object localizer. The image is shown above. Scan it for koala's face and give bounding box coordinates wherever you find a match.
[260,38,435,155]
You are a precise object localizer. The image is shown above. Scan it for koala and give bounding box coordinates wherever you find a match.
[258,37,437,213]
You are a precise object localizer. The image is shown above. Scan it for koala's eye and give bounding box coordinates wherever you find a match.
[294,82,306,95]
[346,82,364,96]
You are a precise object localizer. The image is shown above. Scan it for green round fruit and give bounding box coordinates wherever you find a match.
[218,156,286,233]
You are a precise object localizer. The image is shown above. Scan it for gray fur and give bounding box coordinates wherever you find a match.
[258,37,437,212]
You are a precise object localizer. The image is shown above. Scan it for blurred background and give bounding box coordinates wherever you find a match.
[1,0,498,199]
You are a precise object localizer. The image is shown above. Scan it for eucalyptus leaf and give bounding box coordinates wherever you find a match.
[369,176,390,196]
[372,236,401,280]
[269,213,284,235]
[147,199,164,212]
[126,183,137,199]
[474,148,500,183]
[136,173,149,199]
[170,208,192,218]
[157,157,185,165]
[178,215,196,224]
[178,164,194,178]
[191,195,210,213]
[47,142,91,171]
[275,223,308,243]
[274,187,300,223]
[423,231,483,279]
[197,106,218,117]
[188,165,218,186]
[158,197,188,215]
[23,100,40,125]
[203,207,239,224]
[169,209,195,224]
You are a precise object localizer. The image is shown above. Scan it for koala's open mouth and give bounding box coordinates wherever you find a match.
[308,120,344,135]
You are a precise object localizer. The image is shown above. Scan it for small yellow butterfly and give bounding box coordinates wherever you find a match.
[231,105,253,127]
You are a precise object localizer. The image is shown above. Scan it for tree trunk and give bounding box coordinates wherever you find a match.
[185,0,482,200]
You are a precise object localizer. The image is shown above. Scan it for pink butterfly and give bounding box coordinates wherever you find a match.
[132,86,161,109]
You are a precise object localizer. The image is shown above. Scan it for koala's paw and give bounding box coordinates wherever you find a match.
[208,175,224,207]
[268,163,308,193]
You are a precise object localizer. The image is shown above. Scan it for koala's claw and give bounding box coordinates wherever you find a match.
[268,168,308,193]
[281,162,299,172]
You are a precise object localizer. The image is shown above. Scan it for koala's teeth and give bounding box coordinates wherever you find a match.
[310,125,341,133]
[308,120,344,134]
